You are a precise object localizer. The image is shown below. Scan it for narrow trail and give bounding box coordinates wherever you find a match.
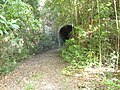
[0,49,74,90]
[0,49,113,90]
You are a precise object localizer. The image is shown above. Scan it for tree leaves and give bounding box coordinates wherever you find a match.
[0,0,41,74]
[0,15,7,24]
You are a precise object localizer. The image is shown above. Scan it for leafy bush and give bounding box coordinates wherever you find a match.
[44,0,119,69]
[61,40,95,68]
[101,79,120,90]
[0,0,41,75]
[33,33,58,54]
[61,24,119,68]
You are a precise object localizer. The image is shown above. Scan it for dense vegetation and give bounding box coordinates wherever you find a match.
[43,0,120,89]
[0,0,119,71]
[0,0,59,75]
[0,0,42,75]
[44,0,120,68]
[0,0,120,89]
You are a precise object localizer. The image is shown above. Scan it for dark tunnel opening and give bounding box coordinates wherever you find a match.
[59,25,73,46]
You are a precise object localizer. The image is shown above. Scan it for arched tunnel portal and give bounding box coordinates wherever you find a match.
[58,25,73,47]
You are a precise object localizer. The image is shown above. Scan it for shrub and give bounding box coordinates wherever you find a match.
[0,0,41,75]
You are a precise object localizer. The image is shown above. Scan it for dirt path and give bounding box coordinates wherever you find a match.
[0,49,75,90]
[1,49,117,90]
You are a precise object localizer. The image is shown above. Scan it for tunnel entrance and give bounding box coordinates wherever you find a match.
[58,25,73,47]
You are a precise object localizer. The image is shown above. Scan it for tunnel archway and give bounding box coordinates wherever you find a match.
[58,25,73,47]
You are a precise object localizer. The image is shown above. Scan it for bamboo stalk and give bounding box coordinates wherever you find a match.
[113,0,119,69]
[96,0,102,68]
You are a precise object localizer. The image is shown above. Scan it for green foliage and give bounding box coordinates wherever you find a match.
[52,0,120,69]
[61,24,119,68]
[44,0,73,26]
[33,33,58,54]
[0,0,41,75]
[101,79,120,90]
[29,72,44,81]
[0,14,19,35]
[61,32,95,68]
[0,0,119,76]
[22,0,40,19]
[24,82,35,90]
